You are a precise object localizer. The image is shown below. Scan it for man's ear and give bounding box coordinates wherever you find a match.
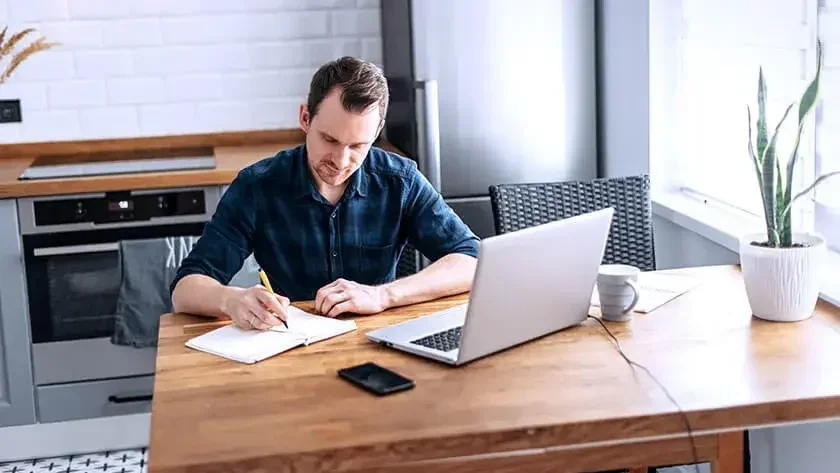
[299,104,310,132]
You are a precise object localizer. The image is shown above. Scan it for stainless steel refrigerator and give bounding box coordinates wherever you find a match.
[381,0,598,239]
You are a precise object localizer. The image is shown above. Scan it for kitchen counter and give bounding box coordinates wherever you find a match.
[0,130,405,198]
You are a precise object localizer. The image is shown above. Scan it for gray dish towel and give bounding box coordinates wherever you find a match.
[111,236,200,348]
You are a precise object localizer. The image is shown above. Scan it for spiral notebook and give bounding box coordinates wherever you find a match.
[185,306,357,364]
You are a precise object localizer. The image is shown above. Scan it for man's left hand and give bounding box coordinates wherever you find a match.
[315,278,390,317]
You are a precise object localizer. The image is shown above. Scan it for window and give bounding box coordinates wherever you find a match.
[816,0,840,251]
[651,0,826,236]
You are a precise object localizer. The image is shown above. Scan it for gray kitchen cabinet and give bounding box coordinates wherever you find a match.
[0,199,36,426]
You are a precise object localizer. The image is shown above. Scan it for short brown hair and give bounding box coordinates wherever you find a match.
[306,56,389,124]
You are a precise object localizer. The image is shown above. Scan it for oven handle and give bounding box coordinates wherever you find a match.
[33,242,120,257]
[108,394,153,404]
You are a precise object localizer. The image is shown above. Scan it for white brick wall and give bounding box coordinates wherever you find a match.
[0,0,383,143]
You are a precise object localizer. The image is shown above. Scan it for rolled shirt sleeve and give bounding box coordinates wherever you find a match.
[403,165,481,261]
[169,168,257,295]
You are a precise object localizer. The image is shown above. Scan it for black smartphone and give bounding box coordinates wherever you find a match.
[337,362,415,396]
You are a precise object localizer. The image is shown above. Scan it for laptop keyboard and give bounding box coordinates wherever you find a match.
[410,326,463,352]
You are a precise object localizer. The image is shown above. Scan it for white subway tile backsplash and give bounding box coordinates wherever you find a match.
[166,74,224,102]
[39,21,103,48]
[126,0,202,17]
[107,77,165,105]
[0,123,21,144]
[249,39,361,69]
[161,14,264,44]
[8,0,68,23]
[67,0,131,19]
[251,98,300,129]
[194,101,253,132]
[101,19,163,47]
[275,11,331,38]
[0,83,48,110]
[331,9,380,37]
[222,70,312,100]
[133,44,252,75]
[48,79,106,108]
[310,39,362,63]
[308,0,357,8]
[79,106,139,138]
[74,50,134,78]
[19,109,80,142]
[139,103,199,136]
[8,51,74,81]
[361,37,382,65]
[4,0,381,142]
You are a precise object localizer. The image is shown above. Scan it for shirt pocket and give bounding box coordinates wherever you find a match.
[355,243,398,285]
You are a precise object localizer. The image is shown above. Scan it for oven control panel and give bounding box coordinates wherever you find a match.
[33,189,208,226]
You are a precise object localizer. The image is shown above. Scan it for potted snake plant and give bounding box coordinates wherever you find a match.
[741,40,840,322]
[0,26,57,86]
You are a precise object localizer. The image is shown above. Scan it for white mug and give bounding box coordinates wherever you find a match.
[597,264,640,321]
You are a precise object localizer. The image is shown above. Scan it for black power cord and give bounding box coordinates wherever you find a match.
[587,315,701,473]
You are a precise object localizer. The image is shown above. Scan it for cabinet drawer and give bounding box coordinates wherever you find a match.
[37,376,154,423]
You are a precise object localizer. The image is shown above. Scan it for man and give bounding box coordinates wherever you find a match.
[170,57,480,331]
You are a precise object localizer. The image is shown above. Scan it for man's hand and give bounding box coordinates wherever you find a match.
[315,278,390,317]
[221,285,290,330]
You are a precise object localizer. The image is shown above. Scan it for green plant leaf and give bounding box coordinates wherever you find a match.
[781,171,840,220]
[781,41,823,246]
[757,68,768,164]
[760,102,794,246]
[748,105,772,238]
[776,158,789,246]
[798,40,822,124]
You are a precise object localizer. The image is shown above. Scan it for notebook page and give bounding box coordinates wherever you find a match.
[186,325,306,364]
[269,306,357,345]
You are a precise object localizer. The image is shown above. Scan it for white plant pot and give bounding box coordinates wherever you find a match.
[739,232,827,322]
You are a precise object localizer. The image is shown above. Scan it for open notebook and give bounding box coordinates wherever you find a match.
[185,306,357,364]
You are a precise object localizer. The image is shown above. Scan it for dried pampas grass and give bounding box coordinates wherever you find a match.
[0,26,59,86]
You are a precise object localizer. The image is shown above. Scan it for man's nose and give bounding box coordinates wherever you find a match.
[334,146,352,168]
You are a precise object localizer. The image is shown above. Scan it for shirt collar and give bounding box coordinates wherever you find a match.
[294,145,369,200]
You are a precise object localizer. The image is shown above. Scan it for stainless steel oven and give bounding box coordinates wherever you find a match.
[18,186,220,422]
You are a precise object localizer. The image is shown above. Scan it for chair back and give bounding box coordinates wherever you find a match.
[488,174,656,271]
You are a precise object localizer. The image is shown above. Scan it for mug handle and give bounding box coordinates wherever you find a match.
[622,279,640,314]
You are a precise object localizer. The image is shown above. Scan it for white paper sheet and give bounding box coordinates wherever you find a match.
[591,271,700,313]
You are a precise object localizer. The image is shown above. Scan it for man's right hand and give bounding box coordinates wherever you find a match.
[220,285,289,330]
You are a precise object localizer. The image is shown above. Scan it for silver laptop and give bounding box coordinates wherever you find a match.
[366,207,614,365]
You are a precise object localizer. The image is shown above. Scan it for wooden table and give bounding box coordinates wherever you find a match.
[148,265,840,473]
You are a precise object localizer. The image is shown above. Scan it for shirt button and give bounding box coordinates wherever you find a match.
[331,213,336,219]
[332,251,337,257]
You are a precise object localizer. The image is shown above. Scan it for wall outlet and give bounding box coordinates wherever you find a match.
[0,100,22,123]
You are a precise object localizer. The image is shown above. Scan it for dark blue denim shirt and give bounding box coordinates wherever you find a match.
[170,145,480,301]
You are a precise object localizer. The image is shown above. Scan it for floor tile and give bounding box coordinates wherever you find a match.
[0,447,148,473]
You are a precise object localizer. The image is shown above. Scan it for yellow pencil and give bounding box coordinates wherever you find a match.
[258,269,287,329]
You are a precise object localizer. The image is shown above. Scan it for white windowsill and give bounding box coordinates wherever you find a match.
[652,190,840,309]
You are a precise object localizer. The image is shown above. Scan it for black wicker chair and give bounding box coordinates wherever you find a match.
[488,174,656,271]
[396,243,421,278]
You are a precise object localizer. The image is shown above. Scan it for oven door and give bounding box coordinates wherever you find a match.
[23,222,206,385]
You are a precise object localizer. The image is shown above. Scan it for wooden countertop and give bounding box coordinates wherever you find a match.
[0,130,406,199]
[147,265,840,473]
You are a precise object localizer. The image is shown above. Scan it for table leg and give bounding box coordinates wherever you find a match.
[710,431,744,473]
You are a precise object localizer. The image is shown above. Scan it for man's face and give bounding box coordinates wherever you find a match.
[299,88,382,188]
